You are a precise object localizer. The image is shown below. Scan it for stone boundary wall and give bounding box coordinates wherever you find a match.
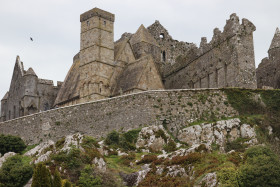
[0,89,238,145]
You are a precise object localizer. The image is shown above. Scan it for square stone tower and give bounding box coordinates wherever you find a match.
[79,8,115,103]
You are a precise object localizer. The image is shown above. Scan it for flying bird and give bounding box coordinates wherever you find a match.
[30,37,33,41]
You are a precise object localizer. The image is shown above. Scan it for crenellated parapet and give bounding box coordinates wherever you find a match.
[158,13,256,89]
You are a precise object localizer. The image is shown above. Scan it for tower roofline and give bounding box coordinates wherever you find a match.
[269,27,280,51]
[80,7,115,22]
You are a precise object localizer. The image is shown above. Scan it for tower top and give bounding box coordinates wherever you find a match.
[80,7,115,22]
[269,27,280,51]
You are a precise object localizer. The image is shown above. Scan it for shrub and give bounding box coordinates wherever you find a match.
[120,153,136,166]
[81,136,99,149]
[138,173,188,187]
[62,180,72,187]
[52,148,83,169]
[238,146,280,187]
[79,165,102,187]
[32,163,52,187]
[55,137,66,149]
[0,134,26,155]
[169,152,202,165]
[53,168,62,187]
[164,140,177,153]
[195,144,207,152]
[0,155,33,187]
[228,152,242,166]
[105,131,119,146]
[217,167,238,186]
[137,155,158,165]
[225,138,249,152]
[154,129,168,142]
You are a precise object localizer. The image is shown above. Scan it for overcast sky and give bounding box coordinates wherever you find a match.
[0,0,279,99]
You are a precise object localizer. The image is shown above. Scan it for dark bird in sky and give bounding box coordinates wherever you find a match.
[30,37,33,41]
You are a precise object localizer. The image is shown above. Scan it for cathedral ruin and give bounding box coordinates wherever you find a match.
[2,7,278,122]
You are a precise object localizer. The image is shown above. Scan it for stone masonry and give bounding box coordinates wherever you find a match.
[0,89,238,145]
[256,28,280,89]
[1,7,258,121]
[0,56,62,122]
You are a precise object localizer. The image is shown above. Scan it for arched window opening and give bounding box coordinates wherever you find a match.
[162,51,166,62]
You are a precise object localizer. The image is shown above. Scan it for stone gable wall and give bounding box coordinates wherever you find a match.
[0,89,238,145]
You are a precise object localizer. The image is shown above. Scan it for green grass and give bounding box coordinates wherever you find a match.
[21,144,38,155]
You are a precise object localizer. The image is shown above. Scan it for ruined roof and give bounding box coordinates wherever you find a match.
[269,28,280,50]
[1,92,9,101]
[129,25,159,47]
[112,55,156,95]
[114,35,131,61]
[54,54,80,106]
[25,68,37,76]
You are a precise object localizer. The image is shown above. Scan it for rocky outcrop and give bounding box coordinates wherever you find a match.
[136,125,173,152]
[178,118,257,152]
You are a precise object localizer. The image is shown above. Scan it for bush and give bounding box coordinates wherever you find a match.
[79,165,102,187]
[217,167,238,186]
[52,148,83,170]
[164,140,177,153]
[0,134,26,155]
[238,146,280,187]
[53,168,62,187]
[62,180,72,187]
[137,155,158,165]
[0,155,33,187]
[225,138,249,152]
[32,163,52,187]
[120,153,136,166]
[169,152,202,165]
[105,131,119,146]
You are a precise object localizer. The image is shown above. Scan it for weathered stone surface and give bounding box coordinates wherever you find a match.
[195,172,218,187]
[178,118,257,152]
[0,56,61,122]
[257,28,280,89]
[136,125,171,152]
[0,89,238,144]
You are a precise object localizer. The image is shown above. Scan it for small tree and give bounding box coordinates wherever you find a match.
[238,146,280,187]
[63,180,72,187]
[79,165,102,187]
[0,155,33,187]
[31,163,52,187]
[105,131,119,146]
[53,168,62,187]
[0,134,26,155]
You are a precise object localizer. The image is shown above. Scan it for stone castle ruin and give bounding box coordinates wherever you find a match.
[256,28,280,89]
[1,7,278,122]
